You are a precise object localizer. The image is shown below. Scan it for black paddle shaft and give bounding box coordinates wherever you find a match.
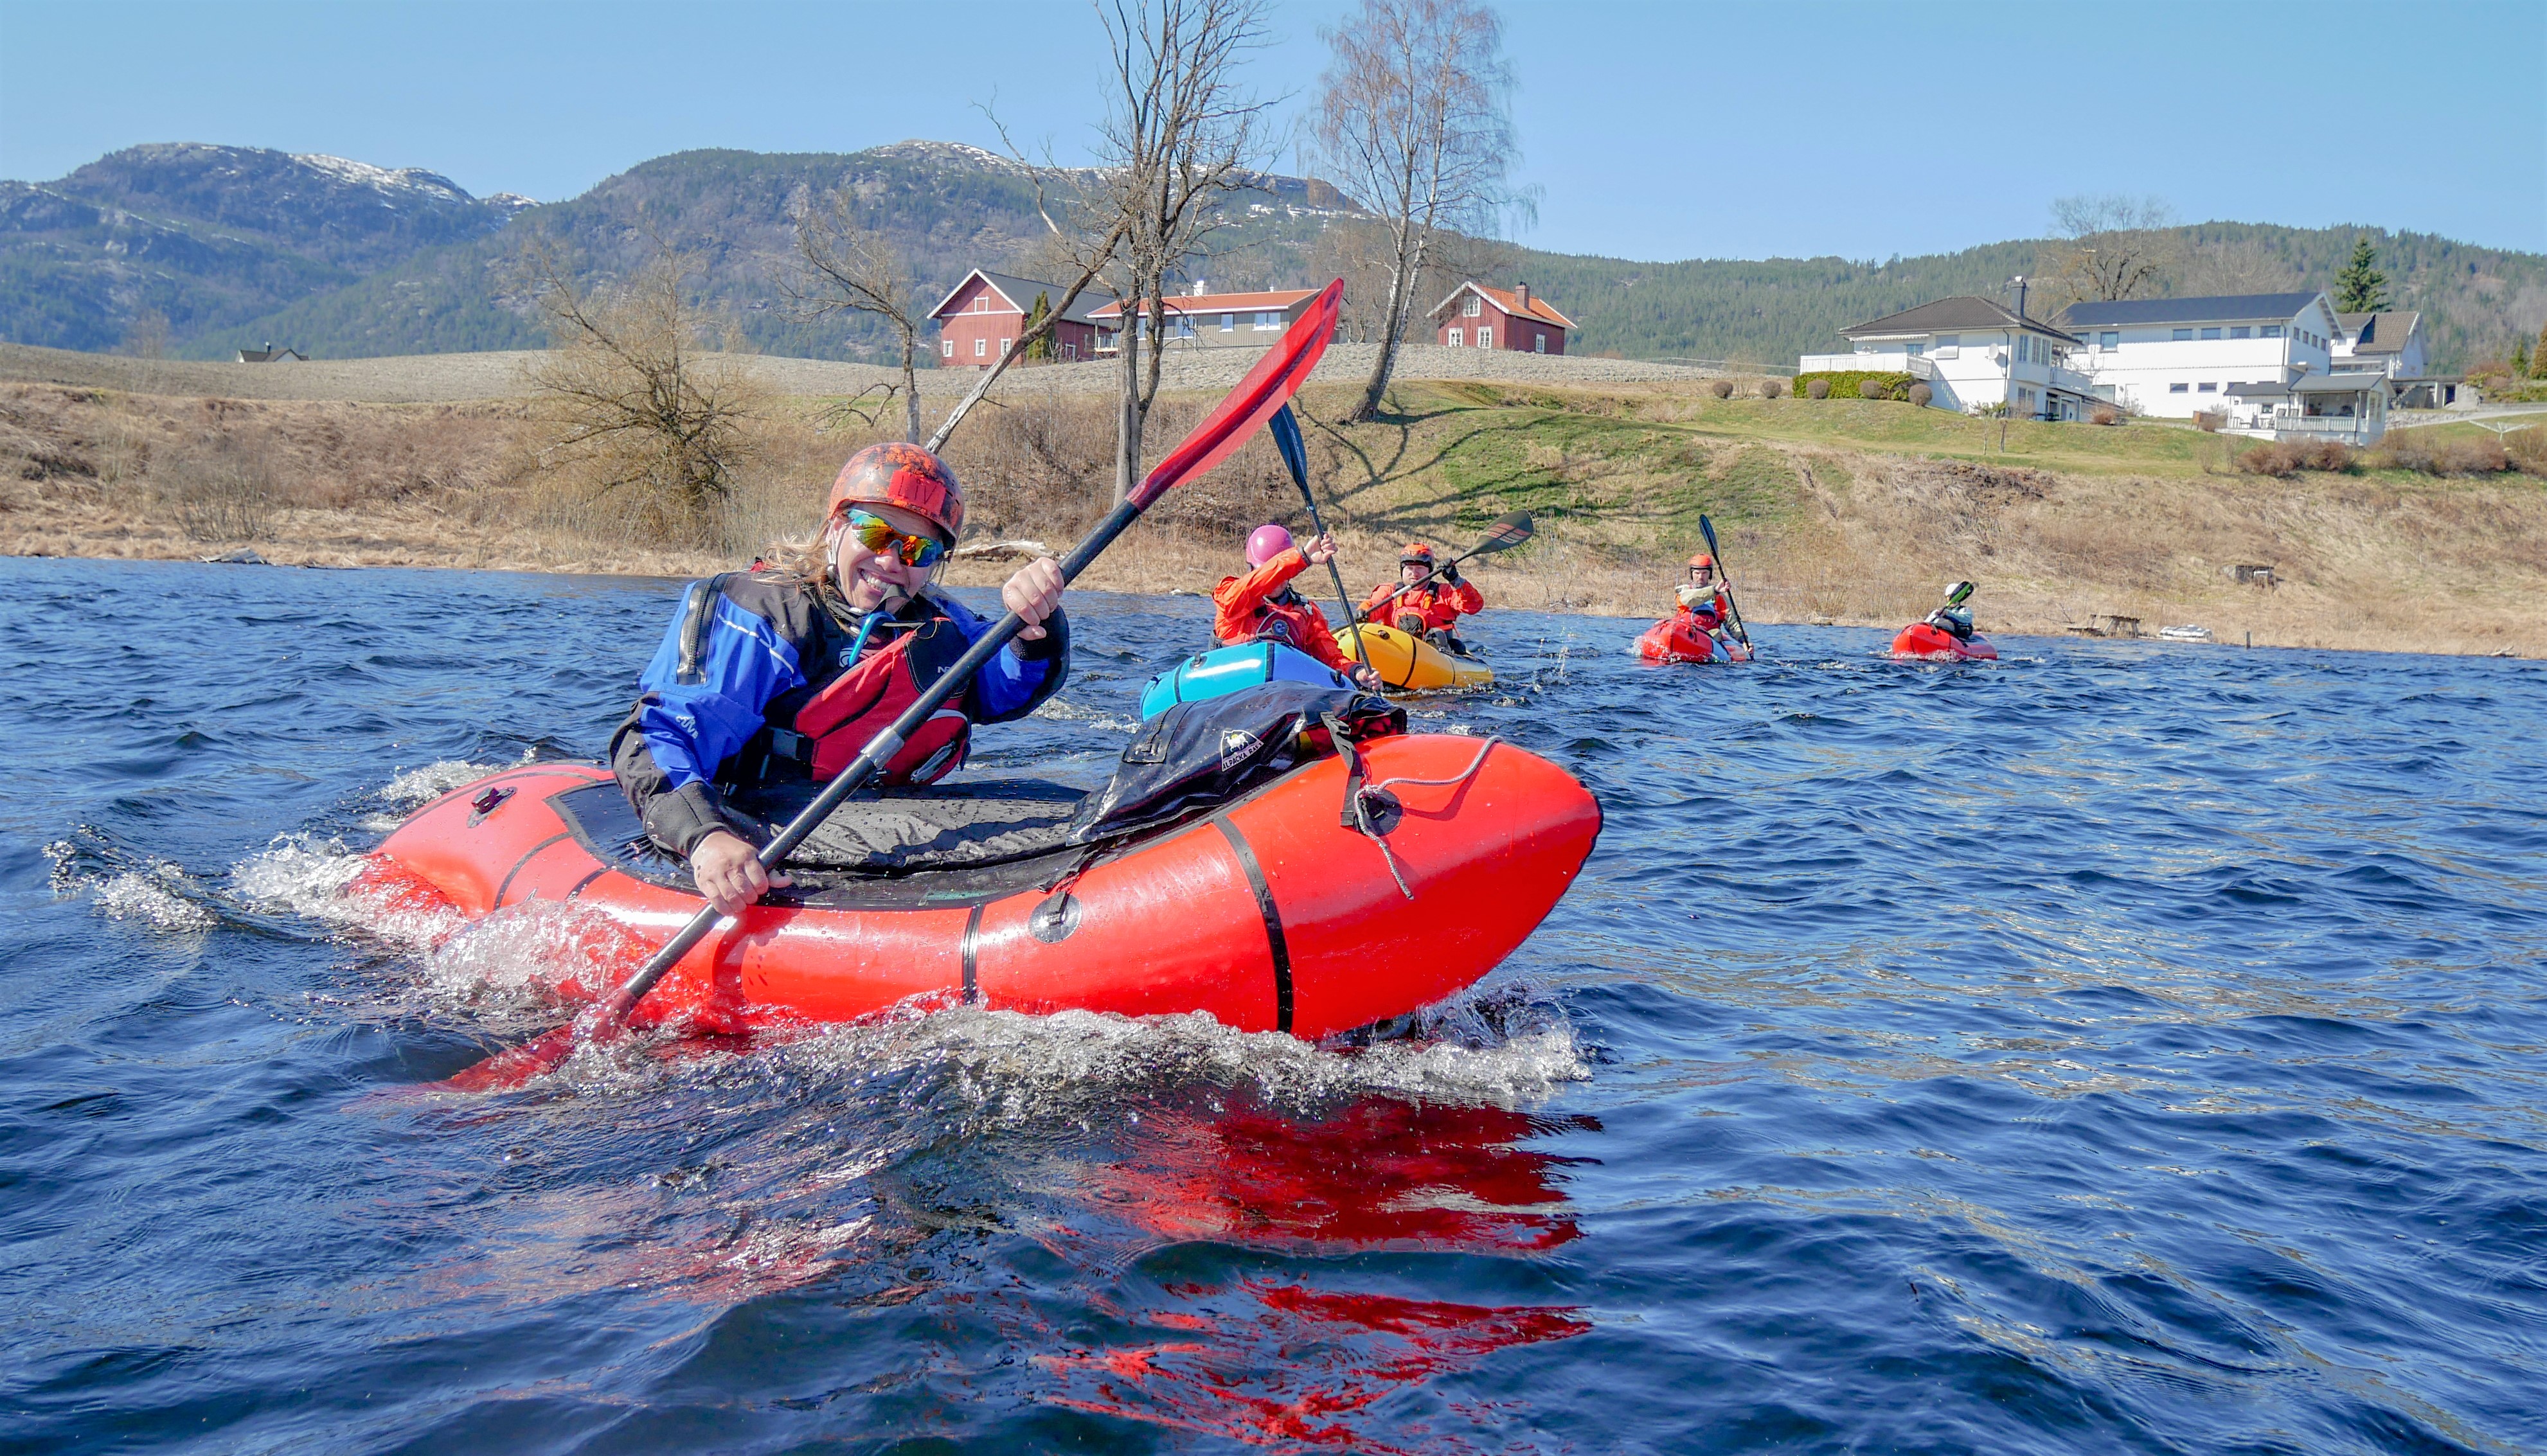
[1699,514,1753,648]
[594,499,1141,1020]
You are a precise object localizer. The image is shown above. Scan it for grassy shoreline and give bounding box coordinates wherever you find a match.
[5,377,2541,657]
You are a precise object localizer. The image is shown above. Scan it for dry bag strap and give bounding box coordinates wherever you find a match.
[674,573,729,685]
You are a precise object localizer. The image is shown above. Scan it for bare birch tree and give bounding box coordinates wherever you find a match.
[783,189,926,443]
[2038,194,2180,309]
[1313,0,1522,422]
[1086,0,1274,502]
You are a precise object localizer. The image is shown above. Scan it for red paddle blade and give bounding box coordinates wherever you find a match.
[1129,278,1344,510]
[431,1021,589,1094]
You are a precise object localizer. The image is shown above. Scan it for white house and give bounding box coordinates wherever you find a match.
[1800,295,2100,420]
[2053,292,2344,423]
[2331,310,2461,407]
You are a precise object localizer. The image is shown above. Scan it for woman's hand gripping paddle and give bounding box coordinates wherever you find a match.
[1265,403,1372,671]
[1697,514,1754,657]
[1352,512,1533,625]
[436,280,1350,1093]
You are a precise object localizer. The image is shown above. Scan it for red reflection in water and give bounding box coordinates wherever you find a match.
[1033,1097,1595,1451]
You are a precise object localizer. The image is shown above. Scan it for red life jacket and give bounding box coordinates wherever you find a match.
[760,618,972,786]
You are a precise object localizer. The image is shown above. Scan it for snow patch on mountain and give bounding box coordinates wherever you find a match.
[289,153,474,204]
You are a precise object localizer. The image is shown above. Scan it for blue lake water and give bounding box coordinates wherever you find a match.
[6,555,2543,1454]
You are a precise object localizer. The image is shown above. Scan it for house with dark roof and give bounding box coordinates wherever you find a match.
[1429,281,1571,355]
[928,270,1105,368]
[1801,290,2096,420]
[2053,292,2350,425]
[2329,310,2461,407]
[1086,283,1327,353]
[233,341,306,363]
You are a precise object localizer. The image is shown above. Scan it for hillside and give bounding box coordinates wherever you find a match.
[6,139,2541,371]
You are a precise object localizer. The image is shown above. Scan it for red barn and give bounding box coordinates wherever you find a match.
[1429,280,1572,355]
[928,269,1103,368]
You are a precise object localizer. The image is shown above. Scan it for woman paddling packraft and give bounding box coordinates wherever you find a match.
[1668,553,1740,653]
[1212,524,1382,689]
[609,443,1069,916]
[1362,542,1485,655]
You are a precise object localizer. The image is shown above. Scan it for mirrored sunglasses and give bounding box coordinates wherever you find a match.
[845,508,947,568]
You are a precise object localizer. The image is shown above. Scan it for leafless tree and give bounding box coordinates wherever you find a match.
[2176,235,2302,298]
[2038,193,2180,309]
[783,189,925,443]
[1055,0,1277,502]
[521,233,765,540]
[1312,0,1524,421]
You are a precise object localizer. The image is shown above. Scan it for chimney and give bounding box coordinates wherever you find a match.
[2010,276,2028,320]
[1515,281,1530,310]
[1189,278,1206,297]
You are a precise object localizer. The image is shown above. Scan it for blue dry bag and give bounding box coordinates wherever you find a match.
[1138,641,1348,720]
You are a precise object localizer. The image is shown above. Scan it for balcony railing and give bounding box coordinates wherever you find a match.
[1799,353,1935,378]
[2270,411,2384,443]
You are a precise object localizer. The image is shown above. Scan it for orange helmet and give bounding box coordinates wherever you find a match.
[1400,542,1436,566]
[1688,553,1716,571]
[826,442,965,541]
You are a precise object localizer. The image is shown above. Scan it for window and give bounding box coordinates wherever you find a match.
[1175,315,1195,338]
[1935,335,1960,349]
[1254,310,1282,330]
[1221,312,1236,332]
[1446,327,1462,347]
[2173,328,2194,341]
[976,297,991,312]
[1062,342,1077,360]
[2197,382,2217,393]
[1463,296,1482,317]
[973,337,987,359]
[999,338,1012,357]
[2100,332,2119,349]
[941,339,954,359]
[2230,326,2251,339]
[2262,324,2283,338]
[2169,382,2190,393]
[1476,326,1491,349]
[2200,328,2222,341]
[1907,339,1925,357]
[1534,332,1546,353]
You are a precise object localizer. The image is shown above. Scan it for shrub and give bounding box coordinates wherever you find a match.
[2089,405,2121,426]
[1965,399,2009,418]
[1794,370,1913,403]
[2295,439,2355,472]
[2192,409,2227,432]
[2237,441,2300,477]
[1908,383,1933,407]
[2370,432,2510,476]
[1807,378,1830,400]
[2508,426,2546,475]
[1857,378,1886,400]
[1710,379,1734,399]
[1760,380,1784,399]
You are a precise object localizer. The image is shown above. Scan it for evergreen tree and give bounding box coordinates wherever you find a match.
[1023,292,1053,362]
[2534,319,2547,378]
[2333,235,2389,314]
[2514,334,2532,380]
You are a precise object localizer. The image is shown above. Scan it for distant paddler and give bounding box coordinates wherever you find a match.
[1361,542,1486,657]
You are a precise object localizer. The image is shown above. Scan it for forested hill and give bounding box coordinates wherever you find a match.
[4,138,2538,370]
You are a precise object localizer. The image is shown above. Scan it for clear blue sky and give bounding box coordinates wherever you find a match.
[3,0,2540,260]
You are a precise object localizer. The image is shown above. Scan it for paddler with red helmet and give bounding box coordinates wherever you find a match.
[1670,553,1739,651]
[609,442,1070,916]
[1212,523,1382,689]
[1361,541,1485,655]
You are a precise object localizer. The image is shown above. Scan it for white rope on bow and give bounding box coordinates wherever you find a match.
[1349,736,1501,900]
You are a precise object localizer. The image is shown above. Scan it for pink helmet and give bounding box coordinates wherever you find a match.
[1244,523,1294,567]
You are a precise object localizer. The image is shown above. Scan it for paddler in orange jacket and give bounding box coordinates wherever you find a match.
[1213,524,1381,689]
[1362,542,1485,655]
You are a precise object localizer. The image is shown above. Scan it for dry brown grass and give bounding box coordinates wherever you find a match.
[6,375,2544,658]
